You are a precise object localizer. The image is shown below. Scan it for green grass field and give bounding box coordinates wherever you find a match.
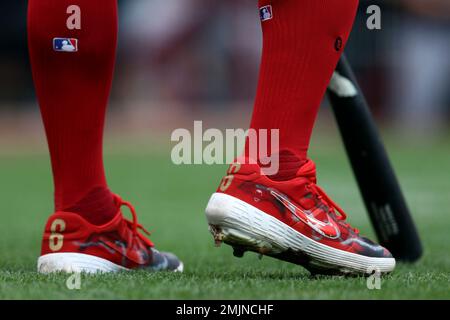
[0,135,449,300]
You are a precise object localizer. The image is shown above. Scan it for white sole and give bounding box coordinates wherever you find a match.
[37,252,184,274]
[205,193,395,275]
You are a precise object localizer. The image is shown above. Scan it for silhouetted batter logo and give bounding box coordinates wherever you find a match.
[260,5,273,21]
[53,38,78,52]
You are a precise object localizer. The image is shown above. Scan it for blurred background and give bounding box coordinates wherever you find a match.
[0,0,449,152]
[0,1,449,299]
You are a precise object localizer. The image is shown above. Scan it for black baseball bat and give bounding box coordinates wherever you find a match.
[327,54,422,262]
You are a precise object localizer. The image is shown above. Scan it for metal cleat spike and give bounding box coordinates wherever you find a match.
[233,247,245,258]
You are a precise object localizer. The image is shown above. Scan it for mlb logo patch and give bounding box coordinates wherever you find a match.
[53,38,78,52]
[259,5,273,22]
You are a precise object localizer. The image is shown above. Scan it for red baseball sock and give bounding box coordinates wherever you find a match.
[28,0,118,225]
[248,0,359,180]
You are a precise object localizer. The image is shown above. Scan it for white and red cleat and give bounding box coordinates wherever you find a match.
[206,158,395,275]
[38,195,183,274]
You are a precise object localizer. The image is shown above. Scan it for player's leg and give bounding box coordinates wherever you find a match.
[28,0,117,225]
[28,0,182,273]
[206,0,395,275]
[250,0,358,177]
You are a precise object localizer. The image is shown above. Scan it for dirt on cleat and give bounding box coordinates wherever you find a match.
[209,225,225,247]
[258,246,272,255]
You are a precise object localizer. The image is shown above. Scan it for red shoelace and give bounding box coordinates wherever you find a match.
[306,183,360,234]
[115,195,154,247]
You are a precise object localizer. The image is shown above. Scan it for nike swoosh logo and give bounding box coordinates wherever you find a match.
[100,238,149,265]
[270,189,341,239]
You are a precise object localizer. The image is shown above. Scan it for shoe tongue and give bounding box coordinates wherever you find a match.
[295,160,332,220]
[296,159,317,183]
